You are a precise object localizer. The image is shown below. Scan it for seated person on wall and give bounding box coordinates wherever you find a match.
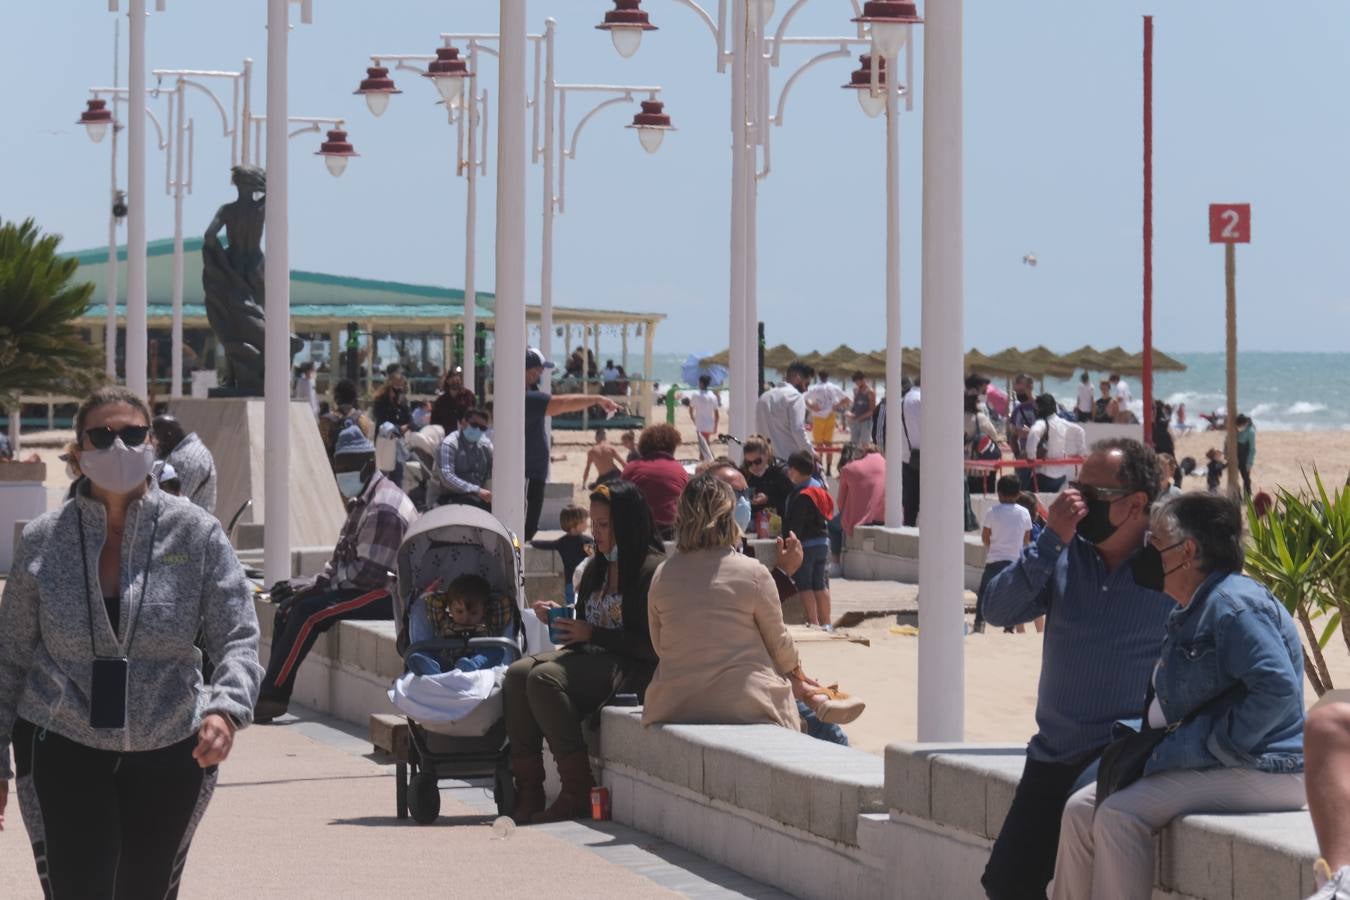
[1052,493,1308,900]
[434,407,493,511]
[740,433,795,524]
[980,439,1175,900]
[620,423,688,542]
[643,473,863,743]
[319,378,375,468]
[152,415,218,514]
[1306,696,1350,900]
[253,425,418,723]
[505,480,664,825]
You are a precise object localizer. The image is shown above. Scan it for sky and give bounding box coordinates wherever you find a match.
[4,1,1349,359]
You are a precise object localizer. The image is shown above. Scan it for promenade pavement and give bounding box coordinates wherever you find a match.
[0,708,790,899]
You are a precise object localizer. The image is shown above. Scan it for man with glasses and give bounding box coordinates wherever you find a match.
[979,439,1174,900]
[435,407,494,510]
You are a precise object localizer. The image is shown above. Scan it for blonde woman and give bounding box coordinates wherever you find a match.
[642,473,861,735]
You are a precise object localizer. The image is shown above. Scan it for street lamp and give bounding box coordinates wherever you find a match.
[353,65,400,117]
[841,54,890,118]
[853,0,921,61]
[595,0,868,447]
[78,99,114,143]
[596,0,658,59]
[424,46,471,107]
[316,127,358,177]
[627,99,674,154]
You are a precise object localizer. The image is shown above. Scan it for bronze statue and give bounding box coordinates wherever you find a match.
[202,165,300,395]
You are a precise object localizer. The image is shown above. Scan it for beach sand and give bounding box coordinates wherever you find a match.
[794,614,1350,757]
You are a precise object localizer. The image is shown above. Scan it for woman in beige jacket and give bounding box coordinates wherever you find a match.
[643,473,858,731]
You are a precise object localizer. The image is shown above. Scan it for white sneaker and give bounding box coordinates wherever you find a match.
[822,624,835,634]
[1308,862,1350,900]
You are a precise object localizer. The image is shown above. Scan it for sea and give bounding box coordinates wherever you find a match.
[649,352,1350,432]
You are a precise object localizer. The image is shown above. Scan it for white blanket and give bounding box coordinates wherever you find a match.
[387,666,505,724]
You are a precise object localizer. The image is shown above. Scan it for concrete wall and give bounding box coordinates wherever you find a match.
[842,525,987,591]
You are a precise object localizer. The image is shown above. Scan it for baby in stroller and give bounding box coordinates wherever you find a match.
[406,575,508,676]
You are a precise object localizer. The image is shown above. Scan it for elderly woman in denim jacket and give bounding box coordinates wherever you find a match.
[1052,492,1306,899]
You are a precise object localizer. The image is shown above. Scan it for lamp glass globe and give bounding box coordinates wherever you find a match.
[86,122,109,144]
[637,127,665,154]
[435,75,465,105]
[611,26,643,59]
[324,155,348,178]
[869,22,906,61]
[365,92,391,117]
[856,89,885,118]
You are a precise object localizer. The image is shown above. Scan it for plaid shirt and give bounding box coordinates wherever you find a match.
[323,472,417,592]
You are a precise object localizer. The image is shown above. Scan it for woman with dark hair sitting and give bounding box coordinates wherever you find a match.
[1052,493,1307,900]
[504,480,664,823]
[740,433,794,524]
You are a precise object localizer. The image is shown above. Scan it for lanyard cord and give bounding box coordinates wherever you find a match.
[76,501,160,658]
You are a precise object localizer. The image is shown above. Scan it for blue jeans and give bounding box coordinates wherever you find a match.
[563,581,576,606]
[797,700,848,745]
[793,543,830,591]
[406,650,444,676]
[828,513,843,558]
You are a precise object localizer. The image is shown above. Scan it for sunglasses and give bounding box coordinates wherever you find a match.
[84,425,150,450]
[743,456,766,468]
[1067,481,1134,503]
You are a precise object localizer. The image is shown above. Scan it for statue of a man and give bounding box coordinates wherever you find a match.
[202,165,299,395]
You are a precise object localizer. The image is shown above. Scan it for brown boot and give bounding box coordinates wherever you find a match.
[510,752,547,824]
[532,749,595,824]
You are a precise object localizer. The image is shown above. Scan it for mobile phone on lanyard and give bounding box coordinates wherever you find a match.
[90,657,129,729]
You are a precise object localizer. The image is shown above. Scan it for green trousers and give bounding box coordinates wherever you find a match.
[504,648,623,757]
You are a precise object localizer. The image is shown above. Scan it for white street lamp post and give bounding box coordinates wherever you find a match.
[78,89,121,379]
[496,0,528,537]
[595,0,867,448]
[264,0,292,588]
[917,0,965,743]
[126,0,149,398]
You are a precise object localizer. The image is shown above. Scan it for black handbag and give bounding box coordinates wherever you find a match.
[1095,680,1245,806]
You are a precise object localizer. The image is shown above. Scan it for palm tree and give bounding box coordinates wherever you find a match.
[0,217,101,409]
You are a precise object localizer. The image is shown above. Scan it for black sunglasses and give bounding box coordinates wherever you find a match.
[1067,481,1134,503]
[743,456,766,468]
[84,425,150,450]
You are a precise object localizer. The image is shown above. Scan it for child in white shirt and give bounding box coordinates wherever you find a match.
[974,476,1034,634]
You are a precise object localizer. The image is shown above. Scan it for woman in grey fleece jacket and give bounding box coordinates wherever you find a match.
[0,387,262,899]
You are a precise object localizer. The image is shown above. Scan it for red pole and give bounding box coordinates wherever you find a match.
[1142,15,1155,445]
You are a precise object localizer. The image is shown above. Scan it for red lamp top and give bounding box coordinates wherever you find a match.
[77,98,114,126]
[355,65,401,96]
[597,0,658,32]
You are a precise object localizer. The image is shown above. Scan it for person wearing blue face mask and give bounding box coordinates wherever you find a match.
[434,408,493,511]
[979,438,1175,900]
[254,424,418,724]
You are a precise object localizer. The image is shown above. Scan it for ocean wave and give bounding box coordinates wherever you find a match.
[1287,401,1328,416]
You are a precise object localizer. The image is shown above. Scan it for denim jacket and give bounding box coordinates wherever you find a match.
[1145,571,1305,776]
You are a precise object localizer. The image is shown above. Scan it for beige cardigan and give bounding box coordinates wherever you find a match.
[641,547,801,731]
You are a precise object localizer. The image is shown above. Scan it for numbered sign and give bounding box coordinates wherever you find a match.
[1209,203,1251,243]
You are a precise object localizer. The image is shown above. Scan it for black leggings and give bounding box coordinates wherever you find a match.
[12,718,217,900]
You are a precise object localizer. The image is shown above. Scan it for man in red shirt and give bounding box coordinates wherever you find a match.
[620,423,688,541]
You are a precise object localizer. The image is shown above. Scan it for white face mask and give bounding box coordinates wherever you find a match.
[336,470,366,498]
[79,440,157,495]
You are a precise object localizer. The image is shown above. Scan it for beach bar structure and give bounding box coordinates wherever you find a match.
[61,237,664,407]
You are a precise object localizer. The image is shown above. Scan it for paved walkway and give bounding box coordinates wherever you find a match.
[0,709,789,899]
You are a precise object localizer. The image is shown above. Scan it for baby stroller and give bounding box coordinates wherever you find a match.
[390,505,528,825]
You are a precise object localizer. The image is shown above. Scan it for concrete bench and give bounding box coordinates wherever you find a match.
[596,707,888,899]
[870,743,1320,900]
[843,525,989,591]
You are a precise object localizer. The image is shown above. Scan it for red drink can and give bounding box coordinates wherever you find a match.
[590,786,611,821]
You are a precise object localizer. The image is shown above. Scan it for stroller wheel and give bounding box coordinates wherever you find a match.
[408,771,441,825]
[395,761,408,820]
[494,758,517,818]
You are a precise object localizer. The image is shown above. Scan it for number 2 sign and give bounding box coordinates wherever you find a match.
[1209,203,1251,243]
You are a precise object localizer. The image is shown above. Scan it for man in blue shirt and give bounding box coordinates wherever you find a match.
[524,348,616,539]
[981,438,1174,900]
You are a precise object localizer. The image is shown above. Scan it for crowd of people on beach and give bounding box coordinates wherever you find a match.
[4,352,1350,900]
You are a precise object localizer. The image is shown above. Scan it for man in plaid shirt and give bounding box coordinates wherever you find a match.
[255,425,418,723]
